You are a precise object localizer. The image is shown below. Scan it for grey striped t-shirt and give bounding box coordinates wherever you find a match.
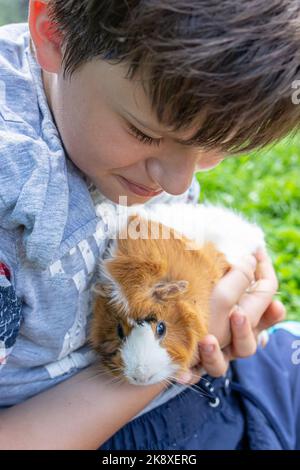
[0,23,200,418]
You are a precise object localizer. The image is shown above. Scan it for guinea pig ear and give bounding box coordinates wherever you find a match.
[151,280,189,301]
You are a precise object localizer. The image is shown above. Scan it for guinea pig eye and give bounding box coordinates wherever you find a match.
[117,323,125,341]
[156,321,166,338]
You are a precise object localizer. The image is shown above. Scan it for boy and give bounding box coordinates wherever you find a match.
[0,0,297,449]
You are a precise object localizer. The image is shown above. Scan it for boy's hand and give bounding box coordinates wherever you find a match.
[177,248,286,384]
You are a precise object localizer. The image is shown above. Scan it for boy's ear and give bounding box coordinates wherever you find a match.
[28,0,63,73]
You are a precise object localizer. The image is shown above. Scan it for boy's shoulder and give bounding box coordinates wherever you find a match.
[0,23,33,123]
[0,23,30,55]
[0,23,47,151]
[0,23,94,269]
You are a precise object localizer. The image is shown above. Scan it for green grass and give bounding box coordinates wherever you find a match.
[0,0,28,27]
[196,135,300,321]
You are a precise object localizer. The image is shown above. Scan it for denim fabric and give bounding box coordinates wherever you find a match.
[99,325,300,450]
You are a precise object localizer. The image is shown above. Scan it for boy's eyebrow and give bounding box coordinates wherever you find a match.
[123,110,198,146]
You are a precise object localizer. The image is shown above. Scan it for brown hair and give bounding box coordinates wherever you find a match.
[47,0,300,153]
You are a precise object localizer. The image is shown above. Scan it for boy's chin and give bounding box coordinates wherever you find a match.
[97,179,159,206]
[108,192,155,206]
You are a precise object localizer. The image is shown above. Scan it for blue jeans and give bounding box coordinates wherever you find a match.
[99,322,300,450]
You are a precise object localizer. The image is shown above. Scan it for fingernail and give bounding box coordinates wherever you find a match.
[200,343,215,354]
[232,313,245,327]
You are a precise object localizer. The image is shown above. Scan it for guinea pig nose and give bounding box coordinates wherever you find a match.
[132,371,155,383]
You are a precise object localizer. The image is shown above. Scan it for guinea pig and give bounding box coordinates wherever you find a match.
[89,203,266,386]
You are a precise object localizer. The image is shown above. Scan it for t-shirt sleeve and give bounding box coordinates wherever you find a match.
[0,229,22,370]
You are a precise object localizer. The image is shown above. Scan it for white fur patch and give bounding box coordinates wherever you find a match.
[129,202,266,264]
[121,323,178,385]
[96,240,130,315]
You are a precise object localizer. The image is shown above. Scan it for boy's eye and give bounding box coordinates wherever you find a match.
[128,123,161,147]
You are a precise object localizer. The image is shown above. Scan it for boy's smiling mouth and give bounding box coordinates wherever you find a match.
[116,175,164,198]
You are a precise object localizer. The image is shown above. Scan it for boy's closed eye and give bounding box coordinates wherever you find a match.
[127,122,162,147]
[125,119,226,169]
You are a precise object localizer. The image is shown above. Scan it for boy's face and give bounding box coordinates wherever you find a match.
[44,59,224,206]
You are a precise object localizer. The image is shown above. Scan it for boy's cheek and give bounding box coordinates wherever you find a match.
[196,152,225,171]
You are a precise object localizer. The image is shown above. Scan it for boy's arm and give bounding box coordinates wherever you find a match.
[0,365,166,450]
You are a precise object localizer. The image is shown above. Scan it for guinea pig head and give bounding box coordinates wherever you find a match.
[90,217,230,386]
[91,277,205,386]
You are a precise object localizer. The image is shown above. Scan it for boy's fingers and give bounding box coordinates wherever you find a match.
[235,249,279,329]
[256,300,286,332]
[237,278,277,328]
[255,248,278,289]
[229,309,257,358]
[176,366,205,385]
[189,366,206,385]
[198,335,229,377]
[210,255,257,314]
[176,370,193,384]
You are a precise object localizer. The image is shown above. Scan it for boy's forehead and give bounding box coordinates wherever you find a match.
[82,58,201,144]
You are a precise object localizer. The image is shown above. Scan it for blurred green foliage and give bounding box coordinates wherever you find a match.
[197,135,300,320]
[0,0,28,26]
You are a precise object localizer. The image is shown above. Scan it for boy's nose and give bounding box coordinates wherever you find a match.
[146,152,198,196]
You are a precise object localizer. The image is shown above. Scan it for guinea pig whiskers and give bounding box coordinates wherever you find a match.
[167,372,213,387]
[71,367,126,388]
[163,378,179,388]
[186,384,213,399]
[86,367,125,384]
[244,288,282,296]
[168,375,212,399]
[98,373,127,387]
[189,382,212,396]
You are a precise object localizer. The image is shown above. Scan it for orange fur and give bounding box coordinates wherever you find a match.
[90,215,231,379]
